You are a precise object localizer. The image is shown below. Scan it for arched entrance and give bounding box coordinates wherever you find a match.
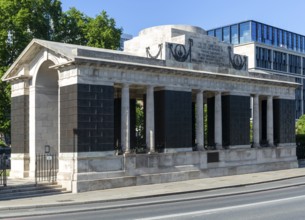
[29,60,59,178]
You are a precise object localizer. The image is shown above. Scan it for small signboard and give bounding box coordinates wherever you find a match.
[46,156,52,161]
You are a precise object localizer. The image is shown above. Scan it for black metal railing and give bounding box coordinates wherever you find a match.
[0,154,7,187]
[35,154,58,185]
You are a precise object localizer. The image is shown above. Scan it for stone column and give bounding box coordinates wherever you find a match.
[196,90,204,150]
[214,92,222,149]
[121,84,130,154]
[253,94,260,147]
[267,96,274,146]
[146,85,155,153]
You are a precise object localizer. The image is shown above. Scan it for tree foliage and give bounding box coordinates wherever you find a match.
[86,11,122,49]
[296,114,305,135]
[56,7,89,45]
[0,0,122,144]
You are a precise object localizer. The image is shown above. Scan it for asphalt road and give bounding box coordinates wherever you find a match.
[14,184,305,220]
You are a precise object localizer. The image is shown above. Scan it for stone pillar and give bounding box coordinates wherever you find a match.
[196,90,204,150]
[253,94,260,147]
[214,92,222,149]
[267,96,274,146]
[10,81,30,178]
[121,84,130,154]
[146,85,155,153]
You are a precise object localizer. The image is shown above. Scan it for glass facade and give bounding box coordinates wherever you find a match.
[223,26,230,43]
[208,20,305,54]
[256,47,271,69]
[273,51,287,72]
[288,54,301,74]
[231,25,239,44]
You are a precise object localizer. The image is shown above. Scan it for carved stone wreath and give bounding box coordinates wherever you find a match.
[228,46,247,70]
[168,39,193,62]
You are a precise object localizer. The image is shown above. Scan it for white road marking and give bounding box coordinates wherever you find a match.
[135,194,305,220]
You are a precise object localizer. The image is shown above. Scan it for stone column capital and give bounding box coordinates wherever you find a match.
[122,83,131,89]
[196,89,205,94]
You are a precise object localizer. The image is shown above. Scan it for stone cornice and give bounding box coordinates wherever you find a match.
[60,56,299,88]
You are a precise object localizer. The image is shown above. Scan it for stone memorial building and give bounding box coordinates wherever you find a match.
[2,25,298,193]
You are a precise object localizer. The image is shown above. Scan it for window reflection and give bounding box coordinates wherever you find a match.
[257,23,262,42]
[274,28,278,46]
[215,28,222,41]
[251,21,257,41]
[231,25,238,44]
[240,22,250,44]
[223,26,230,43]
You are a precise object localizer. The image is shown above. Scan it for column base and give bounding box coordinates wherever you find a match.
[148,151,158,154]
[164,147,193,153]
[229,145,251,149]
[196,145,205,151]
[215,144,223,150]
[9,153,30,178]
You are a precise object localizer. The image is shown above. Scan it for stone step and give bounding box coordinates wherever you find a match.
[0,183,70,200]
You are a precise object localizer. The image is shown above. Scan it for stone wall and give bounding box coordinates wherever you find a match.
[69,146,298,192]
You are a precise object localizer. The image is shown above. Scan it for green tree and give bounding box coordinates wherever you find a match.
[86,11,122,49]
[296,114,305,134]
[0,0,62,144]
[56,7,89,45]
[0,0,62,66]
[0,1,122,144]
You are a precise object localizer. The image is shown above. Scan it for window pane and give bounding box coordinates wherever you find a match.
[273,28,278,46]
[240,22,251,44]
[263,25,267,43]
[251,21,257,41]
[297,35,301,52]
[278,30,282,46]
[283,31,287,48]
[208,30,215,37]
[215,28,222,41]
[257,23,262,42]
[223,26,230,43]
[288,32,292,49]
[231,25,238,44]
[265,26,272,45]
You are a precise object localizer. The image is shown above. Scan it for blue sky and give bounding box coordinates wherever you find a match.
[61,0,305,37]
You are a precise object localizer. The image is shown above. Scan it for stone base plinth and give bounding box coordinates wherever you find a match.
[55,145,298,193]
[9,153,30,178]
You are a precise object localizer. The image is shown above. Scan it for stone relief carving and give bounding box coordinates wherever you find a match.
[228,46,247,70]
[168,39,193,62]
[146,44,163,59]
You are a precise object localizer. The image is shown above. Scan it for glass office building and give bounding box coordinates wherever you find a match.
[207,20,305,53]
[208,20,305,118]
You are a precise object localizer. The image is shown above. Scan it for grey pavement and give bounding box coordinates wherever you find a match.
[0,168,305,213]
